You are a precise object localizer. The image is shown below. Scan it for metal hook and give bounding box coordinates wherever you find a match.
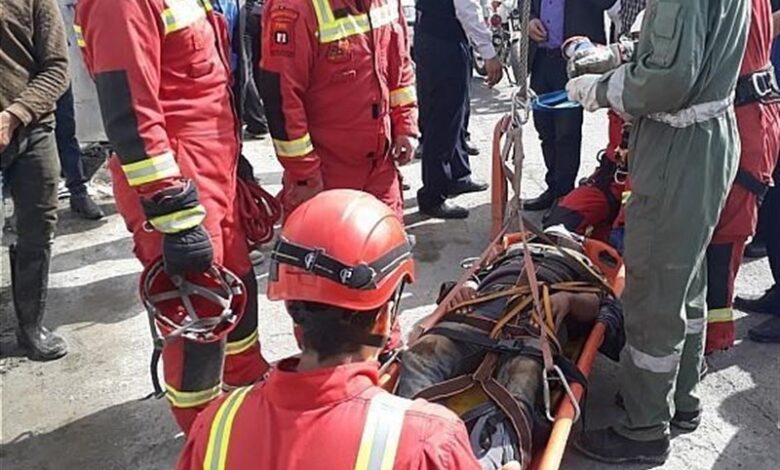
[542,364,582,423]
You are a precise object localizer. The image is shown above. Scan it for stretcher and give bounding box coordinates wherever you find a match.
[380,89,625,470]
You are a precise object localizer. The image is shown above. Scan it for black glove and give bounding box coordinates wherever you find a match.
[141,180,214,276]
[162,226,214,277]
[597,297,625,362]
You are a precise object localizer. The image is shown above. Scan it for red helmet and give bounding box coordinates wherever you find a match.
[140,260,246,343]
[268,189,415,311]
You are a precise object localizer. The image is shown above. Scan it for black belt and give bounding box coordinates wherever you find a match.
[735,168,770,203]
[734,66,780,107]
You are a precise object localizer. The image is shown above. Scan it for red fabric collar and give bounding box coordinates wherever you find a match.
[265,357,380,410]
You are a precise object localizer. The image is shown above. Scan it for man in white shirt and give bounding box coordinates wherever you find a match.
[415,0,502,219]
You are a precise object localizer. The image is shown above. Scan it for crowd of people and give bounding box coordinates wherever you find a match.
[1,0,779,469]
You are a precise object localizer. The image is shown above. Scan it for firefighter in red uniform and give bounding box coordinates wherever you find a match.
[177,189,486,470]
[706,0,780,354]
[75,0,269,433]
[545,111,630,249]
[258,0,418,220]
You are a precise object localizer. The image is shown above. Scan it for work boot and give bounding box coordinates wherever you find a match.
[243,124,269,140]
[522,190,556,211]
[418,200,469,219]
[734,285,779,316]
[9,245,68,361]
[748,317,780,343]
[70,193,105,220]
[670,409,702,432]
[575,428,670,464]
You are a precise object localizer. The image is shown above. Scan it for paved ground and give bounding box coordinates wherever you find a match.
[1,79,778,470]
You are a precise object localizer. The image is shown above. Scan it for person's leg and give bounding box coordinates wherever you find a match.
[544,184,617,242]
[242,5,268,136]
[705,237,747,354]
[548,55,583,197]
[396,327,485,399]
[673,261,706,426]
[55,86,104,219]
[526,53,558,209]
[416,34,469,216]
[6,124,67,360]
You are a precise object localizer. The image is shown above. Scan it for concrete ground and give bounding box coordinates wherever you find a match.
[1,79,778,470]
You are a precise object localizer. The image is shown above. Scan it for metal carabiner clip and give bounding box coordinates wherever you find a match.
[542,364,582,423]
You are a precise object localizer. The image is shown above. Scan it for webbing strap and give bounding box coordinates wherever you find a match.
[203,387,252,470]
[354,393,412,470]
[734,168,770,200]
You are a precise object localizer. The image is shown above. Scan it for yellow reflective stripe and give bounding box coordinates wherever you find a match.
[708,307,733,323]
[389,86,416,108]
[621,191,632,204]
[313,0,399,43]
[73,24,86,47]
[161,0,208,35]
[121,152,181,187]
[225,330,259,355]
[273,134,314,158]
[165,384,221,408]
[148,205,207,233]
[203,387,252,470]
[354,393,412,470]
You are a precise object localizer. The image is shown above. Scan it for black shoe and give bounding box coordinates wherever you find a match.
[744,239,768,259]
[575,428,670,464]
[244,125,269,140]
[734,286,779,316]
[70,193,105,220]
[401,182,411,191]
[464,140,480,156]
[670,409,702,432]
[17,326,68,361]
[414,145,423,160]
[447,178,488,197]
[522,190,556,211]
[419,200,469,219]
[748,317,780,343]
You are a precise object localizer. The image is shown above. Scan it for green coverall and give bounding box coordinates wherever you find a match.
[592,0,749,440]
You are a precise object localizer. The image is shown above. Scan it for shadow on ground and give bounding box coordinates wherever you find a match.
[0,398,181,470]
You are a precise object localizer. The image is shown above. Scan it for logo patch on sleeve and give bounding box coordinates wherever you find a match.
[269,8,299,57]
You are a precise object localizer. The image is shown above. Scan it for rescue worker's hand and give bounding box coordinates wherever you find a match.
[0,110,21,153]
[567,40,632,78]
[484,57,504,88]
[448,280,479,314]
[391,135,418,165]
[283,174,324,212]
[566,74,603,112]
[162,225,215,277]
[528,18,548,43]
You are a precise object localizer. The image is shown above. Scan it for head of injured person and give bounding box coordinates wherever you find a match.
[268,189,415,360]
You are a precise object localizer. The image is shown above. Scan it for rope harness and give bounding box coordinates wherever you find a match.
[237,173,282,247]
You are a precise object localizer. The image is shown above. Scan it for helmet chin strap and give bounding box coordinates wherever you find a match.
[360,280,408,349]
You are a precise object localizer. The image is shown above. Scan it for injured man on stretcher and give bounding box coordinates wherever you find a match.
[394,227,625,470]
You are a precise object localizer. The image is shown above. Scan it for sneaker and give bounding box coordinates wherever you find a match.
[734,286,779,316]
[575,427,670,464]
[70,193,105,220]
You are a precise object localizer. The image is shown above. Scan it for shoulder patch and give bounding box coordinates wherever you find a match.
[269,7,299,57]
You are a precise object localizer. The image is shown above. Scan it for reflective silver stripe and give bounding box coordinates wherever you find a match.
[353,393,412,470]
[148,205,207,233]
[389,86,416,107]
[122,152,180,186]
[626,344,680,374]
[314,0,399,44]
[647,95,734,128]
[161,0,208,35]
[606,65,627,115]
[686,317,705,335]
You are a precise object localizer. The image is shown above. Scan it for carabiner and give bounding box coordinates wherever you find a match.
[542,365,582,423]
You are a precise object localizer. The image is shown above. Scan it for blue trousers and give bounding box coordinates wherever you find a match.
[54,86,87,196]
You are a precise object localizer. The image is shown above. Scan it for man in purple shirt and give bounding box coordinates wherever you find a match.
[523,0,616,211]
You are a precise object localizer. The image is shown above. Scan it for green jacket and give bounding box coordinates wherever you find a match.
[594,0,749,199]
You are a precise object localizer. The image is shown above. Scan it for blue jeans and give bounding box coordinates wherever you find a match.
[54,85,88,196]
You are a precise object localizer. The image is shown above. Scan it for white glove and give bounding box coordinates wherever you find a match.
[567,40,633,78]
[566,74,603,112]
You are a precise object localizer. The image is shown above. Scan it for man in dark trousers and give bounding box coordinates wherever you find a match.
[523,0,616,211]
[1,0,70,360]
[415,0,502,219]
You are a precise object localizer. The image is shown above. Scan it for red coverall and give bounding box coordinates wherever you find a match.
[706,0,780,354]
[76,0,268,432]
[259,0,418,220]
[177,359,481,469]
[545,111,629,243]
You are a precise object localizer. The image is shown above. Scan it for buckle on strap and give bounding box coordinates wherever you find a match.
[751,69,777,98]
